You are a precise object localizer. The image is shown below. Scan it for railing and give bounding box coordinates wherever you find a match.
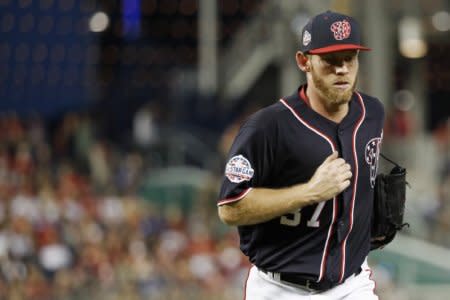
[369,234,450,299]
[219,0,332,103]
[219,0,279,101]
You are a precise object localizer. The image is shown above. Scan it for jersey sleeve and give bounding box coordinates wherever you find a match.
[217,120,276,206]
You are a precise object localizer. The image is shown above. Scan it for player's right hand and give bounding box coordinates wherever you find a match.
[306,151,352,203]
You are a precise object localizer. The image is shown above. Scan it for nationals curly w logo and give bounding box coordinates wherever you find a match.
[330,20,351,40]
[365,137,382,188]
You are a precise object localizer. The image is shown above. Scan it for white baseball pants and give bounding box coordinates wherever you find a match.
[244,259,378,300]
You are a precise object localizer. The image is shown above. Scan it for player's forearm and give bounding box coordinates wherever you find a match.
[218,152,352,226]
[218,184,317,226]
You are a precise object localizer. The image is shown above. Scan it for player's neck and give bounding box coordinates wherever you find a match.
[306,86,349,124]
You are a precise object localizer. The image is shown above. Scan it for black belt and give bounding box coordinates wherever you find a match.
[259,267,362,292]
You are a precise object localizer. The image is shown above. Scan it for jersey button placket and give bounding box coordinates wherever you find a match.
[336,127,345,154]
[336,220,346,243]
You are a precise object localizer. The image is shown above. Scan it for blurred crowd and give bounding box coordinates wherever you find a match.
[383,106,450,248]
[0,113,249,300]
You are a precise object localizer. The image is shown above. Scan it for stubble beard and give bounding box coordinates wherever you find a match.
[310,70,357,108]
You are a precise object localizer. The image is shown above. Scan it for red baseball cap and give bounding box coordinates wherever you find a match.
[300,11,371,54]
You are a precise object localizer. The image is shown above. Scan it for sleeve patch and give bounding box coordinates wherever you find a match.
[225,155,254,183]
[364,137,382,188]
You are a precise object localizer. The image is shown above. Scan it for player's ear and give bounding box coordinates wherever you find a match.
[296,51,310,72]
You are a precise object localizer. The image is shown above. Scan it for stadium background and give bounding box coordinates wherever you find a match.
[0,0,449,299]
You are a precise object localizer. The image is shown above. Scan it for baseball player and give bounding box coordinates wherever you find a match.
[218,11,384,299]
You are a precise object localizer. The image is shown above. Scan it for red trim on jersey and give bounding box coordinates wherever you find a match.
[319,197,338,282]
[279,98,337,282]
[279,99,337,150]
[242,267,251,300]
[338,92,366,283]
[218,188,252,206]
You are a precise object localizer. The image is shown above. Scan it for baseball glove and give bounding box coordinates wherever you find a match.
[370,155,409,250]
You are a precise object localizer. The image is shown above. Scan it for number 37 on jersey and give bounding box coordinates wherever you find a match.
[280,202,326,227]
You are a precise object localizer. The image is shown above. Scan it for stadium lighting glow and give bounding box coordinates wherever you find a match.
[393,90,415,112]
[123,0,141,39]
[398,17,427,59]
[89,12,109,32]
[431,11,450,32]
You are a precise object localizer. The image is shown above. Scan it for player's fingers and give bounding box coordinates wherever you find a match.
[337,164,351,174]
[339,180,351,191]
[340,171,352,180]
[332,158,346,167]
[328,161,349,175]
[323,151,338,163]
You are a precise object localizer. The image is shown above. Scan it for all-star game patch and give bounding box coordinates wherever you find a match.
[303,30,311,46]
[225,155,254,183]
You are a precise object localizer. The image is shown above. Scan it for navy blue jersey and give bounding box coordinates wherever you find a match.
[218,85,385,285]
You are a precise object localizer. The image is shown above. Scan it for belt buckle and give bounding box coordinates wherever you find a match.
[305,280,311,289]
[304,279,315,292]
[293,278,314,292]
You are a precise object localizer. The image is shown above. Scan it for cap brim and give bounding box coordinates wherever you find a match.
[308,44,371,54]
